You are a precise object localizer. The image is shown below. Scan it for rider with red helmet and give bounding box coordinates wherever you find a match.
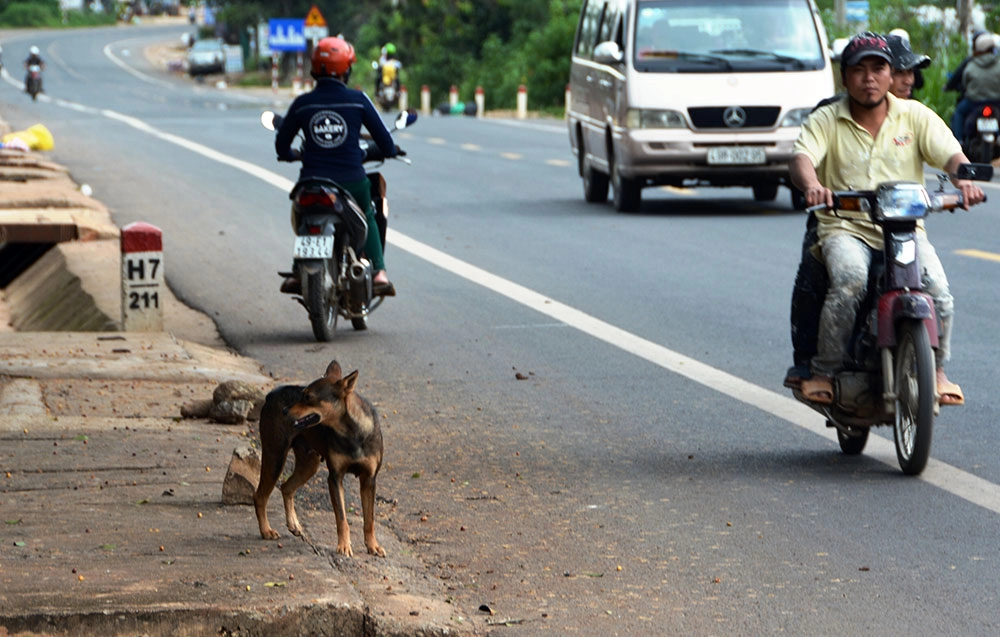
[275,36,399,296]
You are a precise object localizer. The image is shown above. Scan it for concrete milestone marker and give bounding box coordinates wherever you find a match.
[120,221,164,331]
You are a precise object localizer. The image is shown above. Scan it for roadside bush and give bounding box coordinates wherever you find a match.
[0,1,59,27]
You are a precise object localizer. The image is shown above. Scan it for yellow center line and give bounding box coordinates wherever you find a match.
[955,248,1000,263]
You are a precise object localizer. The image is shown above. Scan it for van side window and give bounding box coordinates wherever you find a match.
[575,0,607,57]
[598,3,620,46]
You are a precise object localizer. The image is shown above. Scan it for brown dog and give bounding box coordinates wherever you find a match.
[254,360,385,557]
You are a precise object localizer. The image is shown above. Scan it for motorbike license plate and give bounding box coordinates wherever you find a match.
[706,146,766,165]
[293,235,334,259]
[977,117,999,133]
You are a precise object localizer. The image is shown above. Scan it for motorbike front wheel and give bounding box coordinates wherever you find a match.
[836,425,869,455]
[306,262,338,342]
[893,320,935,475]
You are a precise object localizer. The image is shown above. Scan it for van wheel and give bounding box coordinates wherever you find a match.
[752,183,779,202]
[583,162,609,203]
[611,162,641,212]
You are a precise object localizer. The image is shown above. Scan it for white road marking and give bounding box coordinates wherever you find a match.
[34,67,1000,516]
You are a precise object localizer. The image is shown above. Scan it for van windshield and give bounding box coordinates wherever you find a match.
[634,0,826,73]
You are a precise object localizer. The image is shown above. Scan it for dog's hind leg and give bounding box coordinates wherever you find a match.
[254,442,290,540]
[280,443,321,537]
[359,471,385,556]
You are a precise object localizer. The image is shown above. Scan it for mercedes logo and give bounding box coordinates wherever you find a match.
[723,106,747,128]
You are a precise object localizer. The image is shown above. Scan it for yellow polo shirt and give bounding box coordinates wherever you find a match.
[793,92,961,249]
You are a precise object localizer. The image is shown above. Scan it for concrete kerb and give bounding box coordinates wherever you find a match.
[0,108,472,634]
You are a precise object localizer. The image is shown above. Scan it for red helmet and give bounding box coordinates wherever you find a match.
[311,36,356,77]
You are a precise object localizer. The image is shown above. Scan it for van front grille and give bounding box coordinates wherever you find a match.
[688,107,781,129]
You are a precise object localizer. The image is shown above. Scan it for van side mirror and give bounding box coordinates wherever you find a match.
[593,41,623,65]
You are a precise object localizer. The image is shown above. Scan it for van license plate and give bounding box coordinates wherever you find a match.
[293,236,334,259]
[977,117,999,133]
[706,146,766,165]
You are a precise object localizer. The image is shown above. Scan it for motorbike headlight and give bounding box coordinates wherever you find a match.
[780,107,813,127]
[625,109,686,129]
[875,182,930,220]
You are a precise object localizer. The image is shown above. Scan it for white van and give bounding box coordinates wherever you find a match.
[567,0,834,211]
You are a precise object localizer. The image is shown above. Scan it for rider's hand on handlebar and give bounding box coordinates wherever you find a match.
[954,179,986,209]
[803,184,834,210]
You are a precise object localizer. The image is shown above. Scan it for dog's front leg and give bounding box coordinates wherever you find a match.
[328,472,353,556]
[359,473,385,556]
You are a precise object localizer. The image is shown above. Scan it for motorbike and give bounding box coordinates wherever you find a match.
[372,60,401,111]
[25,64,42,101]
[961,101,1000,164]
[260,108,416,342]
[789,165,991,475]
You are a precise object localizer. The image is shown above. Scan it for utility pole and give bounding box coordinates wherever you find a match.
[835,0,846,28]
[957,0,974,38]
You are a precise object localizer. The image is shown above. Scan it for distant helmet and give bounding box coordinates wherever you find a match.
[311,36,356,77]
[384,42,396,55]
[29,45,39,55]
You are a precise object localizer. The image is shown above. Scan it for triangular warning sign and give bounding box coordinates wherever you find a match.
[305,4,326,27]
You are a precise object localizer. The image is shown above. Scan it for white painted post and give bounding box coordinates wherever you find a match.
[399,85,408,111]
[449,85,459,109]
[517,84,527,119]
[420,84,431,115]
[565,83,571,116]
[121,222,164,332]
[475,86,484,118]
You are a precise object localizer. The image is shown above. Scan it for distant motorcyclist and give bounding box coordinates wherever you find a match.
[955,32,1000,138]
[23,45,44,95]
[947,29,989,136]
[374,42,402,102]
[275,36,399,297]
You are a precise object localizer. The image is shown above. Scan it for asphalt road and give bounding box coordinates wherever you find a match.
[4,22,1000,635]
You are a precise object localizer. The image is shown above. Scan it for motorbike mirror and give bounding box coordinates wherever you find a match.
[955,163,994,181]
[394,108,418,130]
[260,111,278,132]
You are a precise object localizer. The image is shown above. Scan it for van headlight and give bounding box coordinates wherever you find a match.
[781,108,813,127]
[626,109,686,129]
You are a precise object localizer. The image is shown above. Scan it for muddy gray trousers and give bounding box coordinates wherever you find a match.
[812,231,953,376]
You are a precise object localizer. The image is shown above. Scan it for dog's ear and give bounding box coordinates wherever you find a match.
[342,370,359,394]
[325,360,343,380]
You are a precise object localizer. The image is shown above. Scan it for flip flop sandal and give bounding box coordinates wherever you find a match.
[937,381,965,406]
[800,375,834,405]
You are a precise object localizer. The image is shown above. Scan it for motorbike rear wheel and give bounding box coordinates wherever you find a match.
[967,137,994,164]
[306,261,338,342]
[893,320,935,475]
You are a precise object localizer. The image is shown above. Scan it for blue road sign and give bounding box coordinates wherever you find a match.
[846,1,869,23]
[268,18,307,53]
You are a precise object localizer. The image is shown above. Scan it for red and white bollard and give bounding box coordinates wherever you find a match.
[400,85,408,111]
[120,222,164,332]
[420,84,431,115]
[449,84,459,109]
[475,86,484,118]
[565,83,571,115]
[292,52,303,94]
[516,84,527,119]
[271,53,279,93]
